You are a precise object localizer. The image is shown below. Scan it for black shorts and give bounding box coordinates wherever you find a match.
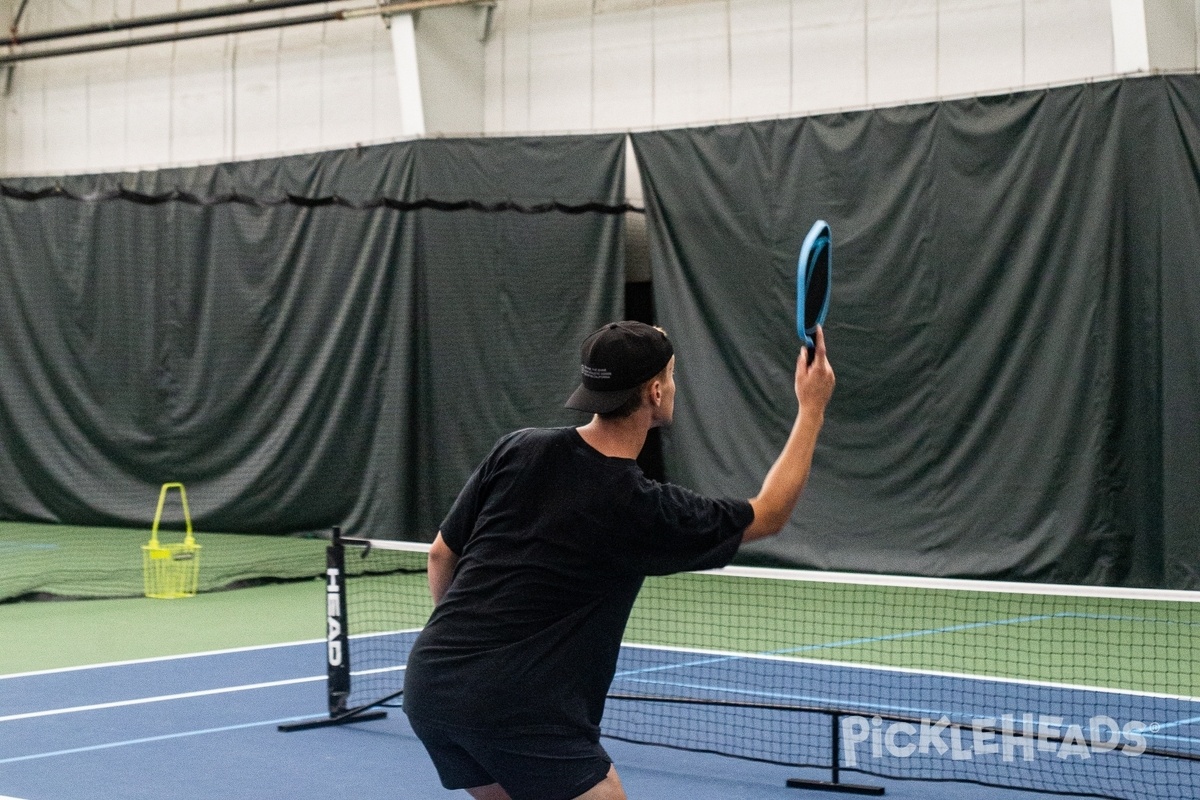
[406,713,612,800]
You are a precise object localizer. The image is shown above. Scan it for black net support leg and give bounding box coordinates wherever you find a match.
[787,712,885,796]
[278,708,389,732]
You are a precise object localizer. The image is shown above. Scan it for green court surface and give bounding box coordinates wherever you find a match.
[0,521,330,601]
[0,521,331,675]
[0,579,326,675]
[628,571,1200,698]
[0,524,432,676]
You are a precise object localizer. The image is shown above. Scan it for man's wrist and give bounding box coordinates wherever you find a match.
[796,407,825,430]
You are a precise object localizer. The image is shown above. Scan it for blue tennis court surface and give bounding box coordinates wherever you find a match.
[2,638,1192,799]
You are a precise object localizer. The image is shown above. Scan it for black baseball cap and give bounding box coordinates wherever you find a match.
[565,321,674,414]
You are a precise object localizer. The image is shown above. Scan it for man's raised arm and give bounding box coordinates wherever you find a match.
[744,326,836,542]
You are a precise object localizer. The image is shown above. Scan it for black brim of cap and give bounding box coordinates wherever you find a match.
[565,383,641,414]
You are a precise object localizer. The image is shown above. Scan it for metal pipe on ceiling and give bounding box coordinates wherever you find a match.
[7,0,341,46]
[2,10,344,66]
[0,0,486,66]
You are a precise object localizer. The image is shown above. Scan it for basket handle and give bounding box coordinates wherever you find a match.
[149,482,194,548]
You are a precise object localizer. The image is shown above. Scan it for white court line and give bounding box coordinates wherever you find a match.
[619,642,1200,704]
[0,628,420,682]
[1,662,408,724]
[709,564,1200,603]
[0,675,326,723]
[0,638,325,681]
[0,715,324,766]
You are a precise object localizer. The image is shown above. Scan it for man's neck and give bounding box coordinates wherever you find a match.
[576,413,651,460]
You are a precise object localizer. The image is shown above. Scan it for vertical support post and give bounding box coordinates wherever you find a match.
[1110,0,1150,73]
[278,527,391,732]
[831,712,841,785]
[326,527,351,716]
[787,711,885,795]
[389,12,426,137]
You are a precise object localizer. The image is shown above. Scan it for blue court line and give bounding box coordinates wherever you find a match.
[1139,715,1200,732]
[1135,731,1200,746]
[775,614,1058,655]
[615,654,736,677]
[1057,611,1200,629]
[0,714,324,765]
[614,674,964,722]
[617,614,1055,681]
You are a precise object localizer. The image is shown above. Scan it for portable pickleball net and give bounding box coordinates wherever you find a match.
[282,530,1200,799]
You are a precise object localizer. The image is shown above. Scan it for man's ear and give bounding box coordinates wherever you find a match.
[647,378,662,407]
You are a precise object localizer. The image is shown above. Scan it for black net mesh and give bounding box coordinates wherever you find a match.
[337,541,1199,798]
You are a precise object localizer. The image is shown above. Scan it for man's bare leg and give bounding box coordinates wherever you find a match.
[465,764,624,800]
[575,765,626,800]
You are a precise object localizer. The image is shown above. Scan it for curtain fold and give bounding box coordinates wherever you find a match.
[0,135,627,540]
[633,76,1198,587]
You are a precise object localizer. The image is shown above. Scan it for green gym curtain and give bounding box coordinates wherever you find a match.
[0,135,627,540]
[5,80,1197,589]
[632,75,1200,589]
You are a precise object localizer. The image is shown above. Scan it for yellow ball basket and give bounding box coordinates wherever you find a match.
[142,482,201,599]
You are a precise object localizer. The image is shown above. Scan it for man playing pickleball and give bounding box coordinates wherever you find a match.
[403,321,835,800]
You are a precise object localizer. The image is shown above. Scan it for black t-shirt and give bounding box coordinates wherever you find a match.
[402,427,753,736]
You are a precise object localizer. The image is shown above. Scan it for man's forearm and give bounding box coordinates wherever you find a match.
[742,329,835,542]
[744,409,825,541]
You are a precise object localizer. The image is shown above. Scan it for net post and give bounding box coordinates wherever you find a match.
[279,526,396,733]
[326,526,352,716]
[832,711,840,785]
[786,711,885,796]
